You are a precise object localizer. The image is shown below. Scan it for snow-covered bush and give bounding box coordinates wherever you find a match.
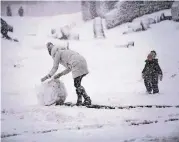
[142,17,156,25]
[37,79,67,106]
[61,25,71,38]
[68,33,79,40]
[123,21,146,35]
[51,24,79,40]
[122,11,172,35]
[51,28,63,39]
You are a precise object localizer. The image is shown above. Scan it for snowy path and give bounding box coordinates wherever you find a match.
[1,106,179,141]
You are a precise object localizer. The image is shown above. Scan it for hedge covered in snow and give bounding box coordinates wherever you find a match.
[171,1,179,21]
[105,1,173,29]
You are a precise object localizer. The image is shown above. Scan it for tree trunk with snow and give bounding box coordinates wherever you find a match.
[93,17,105,39]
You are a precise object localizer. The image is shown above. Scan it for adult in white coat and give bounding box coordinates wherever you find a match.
[41,42,91,106]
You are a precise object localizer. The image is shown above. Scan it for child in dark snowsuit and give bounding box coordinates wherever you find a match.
[142,51,163,94]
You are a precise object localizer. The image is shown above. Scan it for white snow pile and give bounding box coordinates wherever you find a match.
[122,10,171,34]
[37,79,67,106]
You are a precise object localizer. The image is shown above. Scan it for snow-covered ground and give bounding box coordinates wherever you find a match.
[1,10,179,141]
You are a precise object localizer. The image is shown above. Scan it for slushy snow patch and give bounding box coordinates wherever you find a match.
[37,80,67,106]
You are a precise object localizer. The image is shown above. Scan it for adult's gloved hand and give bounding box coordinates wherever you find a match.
[41,74,51,82]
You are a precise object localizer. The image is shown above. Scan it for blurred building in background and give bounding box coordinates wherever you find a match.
[1,1,81,16]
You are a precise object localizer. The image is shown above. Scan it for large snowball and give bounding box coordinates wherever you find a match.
[37,79,67,106]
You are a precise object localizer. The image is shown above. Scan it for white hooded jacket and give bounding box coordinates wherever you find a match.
[48,46,89,79]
